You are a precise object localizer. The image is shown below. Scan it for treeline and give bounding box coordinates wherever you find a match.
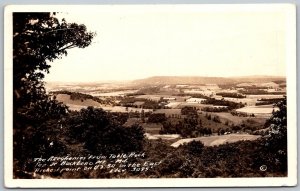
[216,92,246,98]
[50,90,112,105]
[174,93,208,99]
[256,98,284,106]
[230,110,255,117]
[176,93,245,110]
[238,86,270,90]
[160,107,219,137]
[205,113,221,123]
[148,113,167,123]
[181,106,198,115]
[239,89,285,95]
[51,90,92,100]
[201,106,229,112]
[160,119,213,137]
[202,98,245,110]
[217,118,267,135]
[119,97,165,109]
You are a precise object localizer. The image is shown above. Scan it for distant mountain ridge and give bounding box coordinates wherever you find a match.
[45,75,286,89]
[131,76,286,85]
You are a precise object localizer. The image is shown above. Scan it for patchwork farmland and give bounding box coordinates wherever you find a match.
[47,76,286,148]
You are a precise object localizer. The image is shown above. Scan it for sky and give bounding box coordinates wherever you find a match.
[44,5,288,83]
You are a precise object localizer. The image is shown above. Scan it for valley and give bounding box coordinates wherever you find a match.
[46,75,286,148]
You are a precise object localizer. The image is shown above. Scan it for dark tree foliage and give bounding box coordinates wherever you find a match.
[13,13,95,113]
[50,90,112,104]
[181,140,204,156]
[263,97,287,172]
[147,113,167,123]
[216,92,246,98]
[13,12,95,177]
[67,107,145,155]
[181,106,198,116]
[239,89,285,95]
[119,97,162,109]
[201,106,228,112]
[202,98,245,110]
[255,98,284,106]
[175,93,208,99]
[13,12,95,129]
[160,121,182,135]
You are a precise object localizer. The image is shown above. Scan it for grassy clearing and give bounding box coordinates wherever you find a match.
[56,94,102,107]
[236,105,278,114]
[197,113,232,132]
[171,134,261,147]
[210,112,248,125]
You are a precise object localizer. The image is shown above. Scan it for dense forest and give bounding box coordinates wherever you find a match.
[13,12,287,179]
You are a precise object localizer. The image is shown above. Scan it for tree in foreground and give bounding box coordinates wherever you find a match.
[67,107,145,155]
[13,12,95,177]
[264,97,287,173]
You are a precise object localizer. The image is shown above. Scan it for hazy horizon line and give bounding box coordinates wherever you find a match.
[44,74,286,84]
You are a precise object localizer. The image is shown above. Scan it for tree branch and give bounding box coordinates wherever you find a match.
[58,43,76,51]
[45,28,76,34]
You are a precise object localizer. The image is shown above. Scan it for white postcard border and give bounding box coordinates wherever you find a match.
[4,4,297,188]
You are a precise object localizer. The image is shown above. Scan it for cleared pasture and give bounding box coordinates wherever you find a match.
[165,102,182,108]
[236,105,278,114]
[66,104,87,111]
[55,94,102,107]
[247,94,285,99]
[208,112,248,125]
[145,133,181,140]
[171,134,261,147]
[211,112,266,126]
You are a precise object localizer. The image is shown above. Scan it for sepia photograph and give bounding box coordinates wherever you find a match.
[4,4,297,187]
